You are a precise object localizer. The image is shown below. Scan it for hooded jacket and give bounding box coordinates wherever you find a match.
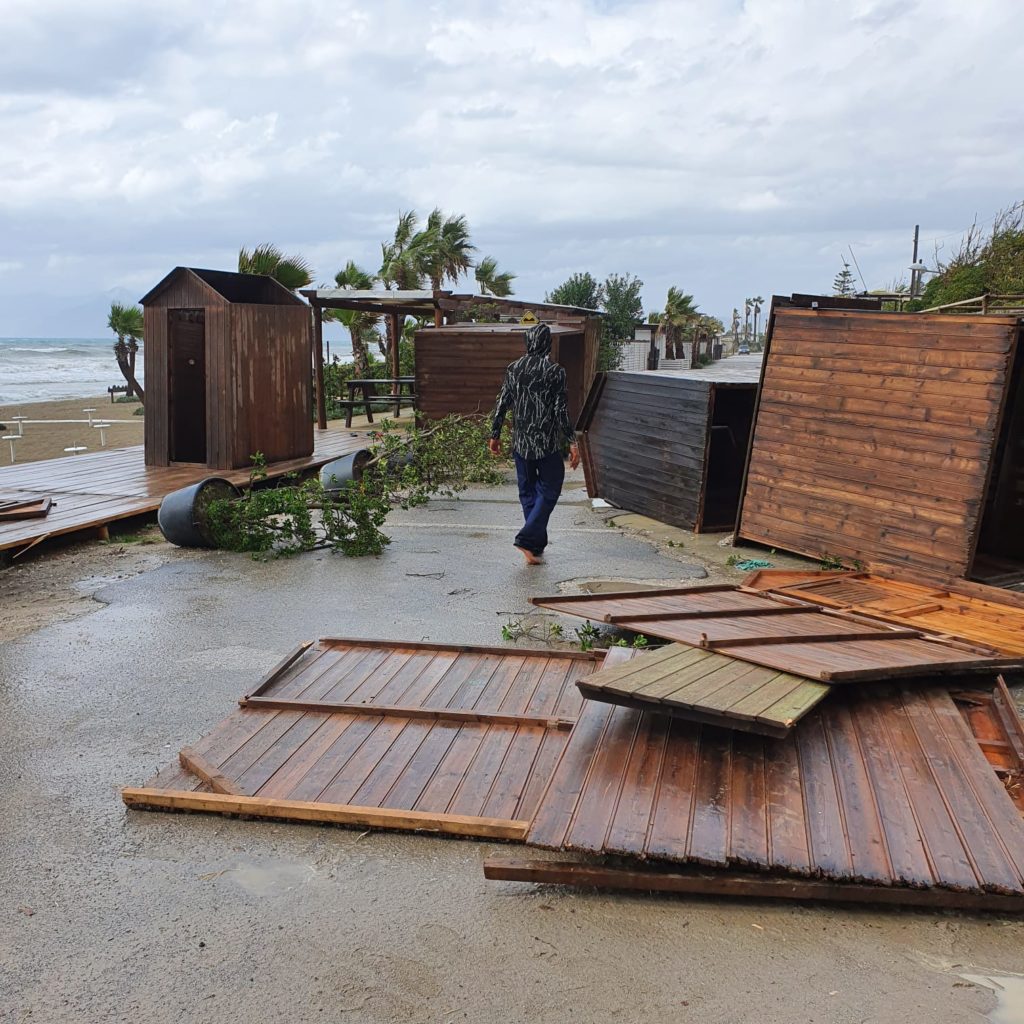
[490,323,575,459]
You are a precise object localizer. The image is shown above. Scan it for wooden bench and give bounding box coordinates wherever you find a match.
[341,378,417,428]
[107,384,130,402]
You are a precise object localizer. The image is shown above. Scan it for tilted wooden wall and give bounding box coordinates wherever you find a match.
[736,307,1021,578]
[579,371,713,530]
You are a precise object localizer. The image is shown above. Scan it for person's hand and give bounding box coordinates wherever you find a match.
[488,437,501,457]
[569,443,580,470]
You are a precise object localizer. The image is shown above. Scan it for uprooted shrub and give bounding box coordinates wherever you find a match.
[205,415,506,558]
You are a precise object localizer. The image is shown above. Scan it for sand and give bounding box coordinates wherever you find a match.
[0,394,144,465]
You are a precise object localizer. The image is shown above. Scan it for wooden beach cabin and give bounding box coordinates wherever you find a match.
[736,297,1024,583]
[576,358,762,531]
[140,268,312,470]
[414,319,602,425]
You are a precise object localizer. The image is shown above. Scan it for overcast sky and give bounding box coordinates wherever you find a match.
[1,0,1022,337]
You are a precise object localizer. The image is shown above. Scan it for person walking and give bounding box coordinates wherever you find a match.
[488,323,580,564]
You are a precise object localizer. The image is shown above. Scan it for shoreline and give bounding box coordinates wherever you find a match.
[0,394,144,466]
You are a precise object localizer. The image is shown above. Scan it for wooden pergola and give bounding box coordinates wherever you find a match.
[300,289,599,428]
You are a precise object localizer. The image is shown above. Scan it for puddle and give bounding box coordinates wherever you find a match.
[959,974,1024,1024]
[216,860,317,897]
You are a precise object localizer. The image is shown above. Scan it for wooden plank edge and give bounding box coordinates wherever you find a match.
[317,636,603,661]
[482,858,1024,912]
[121,788,530,841]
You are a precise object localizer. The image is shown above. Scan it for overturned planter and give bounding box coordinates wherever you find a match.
[319,450,372,494]
[157,477,241,547]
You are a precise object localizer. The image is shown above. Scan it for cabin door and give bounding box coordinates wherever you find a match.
[168,309,207,463]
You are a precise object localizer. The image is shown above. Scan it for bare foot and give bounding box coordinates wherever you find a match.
[515,546,544,565]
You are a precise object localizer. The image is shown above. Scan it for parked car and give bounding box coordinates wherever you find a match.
[738,343,751,355]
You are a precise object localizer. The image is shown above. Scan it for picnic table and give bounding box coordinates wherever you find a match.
[340,377,417,429]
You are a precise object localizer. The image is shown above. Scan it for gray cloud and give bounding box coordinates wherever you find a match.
[0,0,1022,336]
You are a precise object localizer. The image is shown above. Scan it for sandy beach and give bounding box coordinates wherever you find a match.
[0,394,144,465]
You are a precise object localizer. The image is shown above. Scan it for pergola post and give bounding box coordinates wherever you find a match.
[390,312,402,381]
[313,303,327,429]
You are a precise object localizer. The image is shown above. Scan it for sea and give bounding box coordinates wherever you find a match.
[0,334,356,405]
[0,337,145,405]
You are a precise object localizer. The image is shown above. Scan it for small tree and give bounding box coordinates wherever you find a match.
[588,272,644,372]
[833,260,857,297]
[546,272,604,310]
[107,301,145,404]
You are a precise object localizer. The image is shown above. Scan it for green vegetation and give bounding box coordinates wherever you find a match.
[474,256,516,297]
[833,259,857,297]
[546,271,644,371]
[107,301,145,406]
[237,243,313,290]
[909,201,1024,311]
[205,416,504,559]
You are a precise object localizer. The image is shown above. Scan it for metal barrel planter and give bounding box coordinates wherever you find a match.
[157,477,241,547]
[320,450,373,495]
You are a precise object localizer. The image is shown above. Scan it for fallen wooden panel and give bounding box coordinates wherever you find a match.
[734,303,1024,582]
[0,496,52,520]
[743,569,1024,656]
[575,643,830,737]
[531,585,1023,681]
[483,858,1024,913]
[123,639,625,839]
[576,368,758,532]
[527,683,1024,896]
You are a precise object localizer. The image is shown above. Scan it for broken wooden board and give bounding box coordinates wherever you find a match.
[955,677,1024,814]
[527,682,1024,898]
[123,639,633,840]
[483,858,1024,913]
[575,643,830,738]
[743,569,1024,656]
[531,584,1023,682]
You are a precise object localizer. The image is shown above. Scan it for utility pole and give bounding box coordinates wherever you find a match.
[910,224,920,298]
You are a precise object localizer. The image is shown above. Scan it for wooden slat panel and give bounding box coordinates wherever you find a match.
[736,306,1019,577]
[526,684,1024,896]
[126,640,610,841]
[531,586,1019,682]
[744,570,1024,656]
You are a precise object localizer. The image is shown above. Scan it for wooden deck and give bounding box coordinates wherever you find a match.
[0,427,370,556]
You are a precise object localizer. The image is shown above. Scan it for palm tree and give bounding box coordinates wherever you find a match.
[107,301,145,405]
[379,211,429,290]
[662,287,699,359]
[475,255,516,297]
[327,261,380,378]
[750,295,764,347]
[238,243,314,290]
[417,208,476,292]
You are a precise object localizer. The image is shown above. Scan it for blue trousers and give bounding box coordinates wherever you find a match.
[513,451,565,555]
